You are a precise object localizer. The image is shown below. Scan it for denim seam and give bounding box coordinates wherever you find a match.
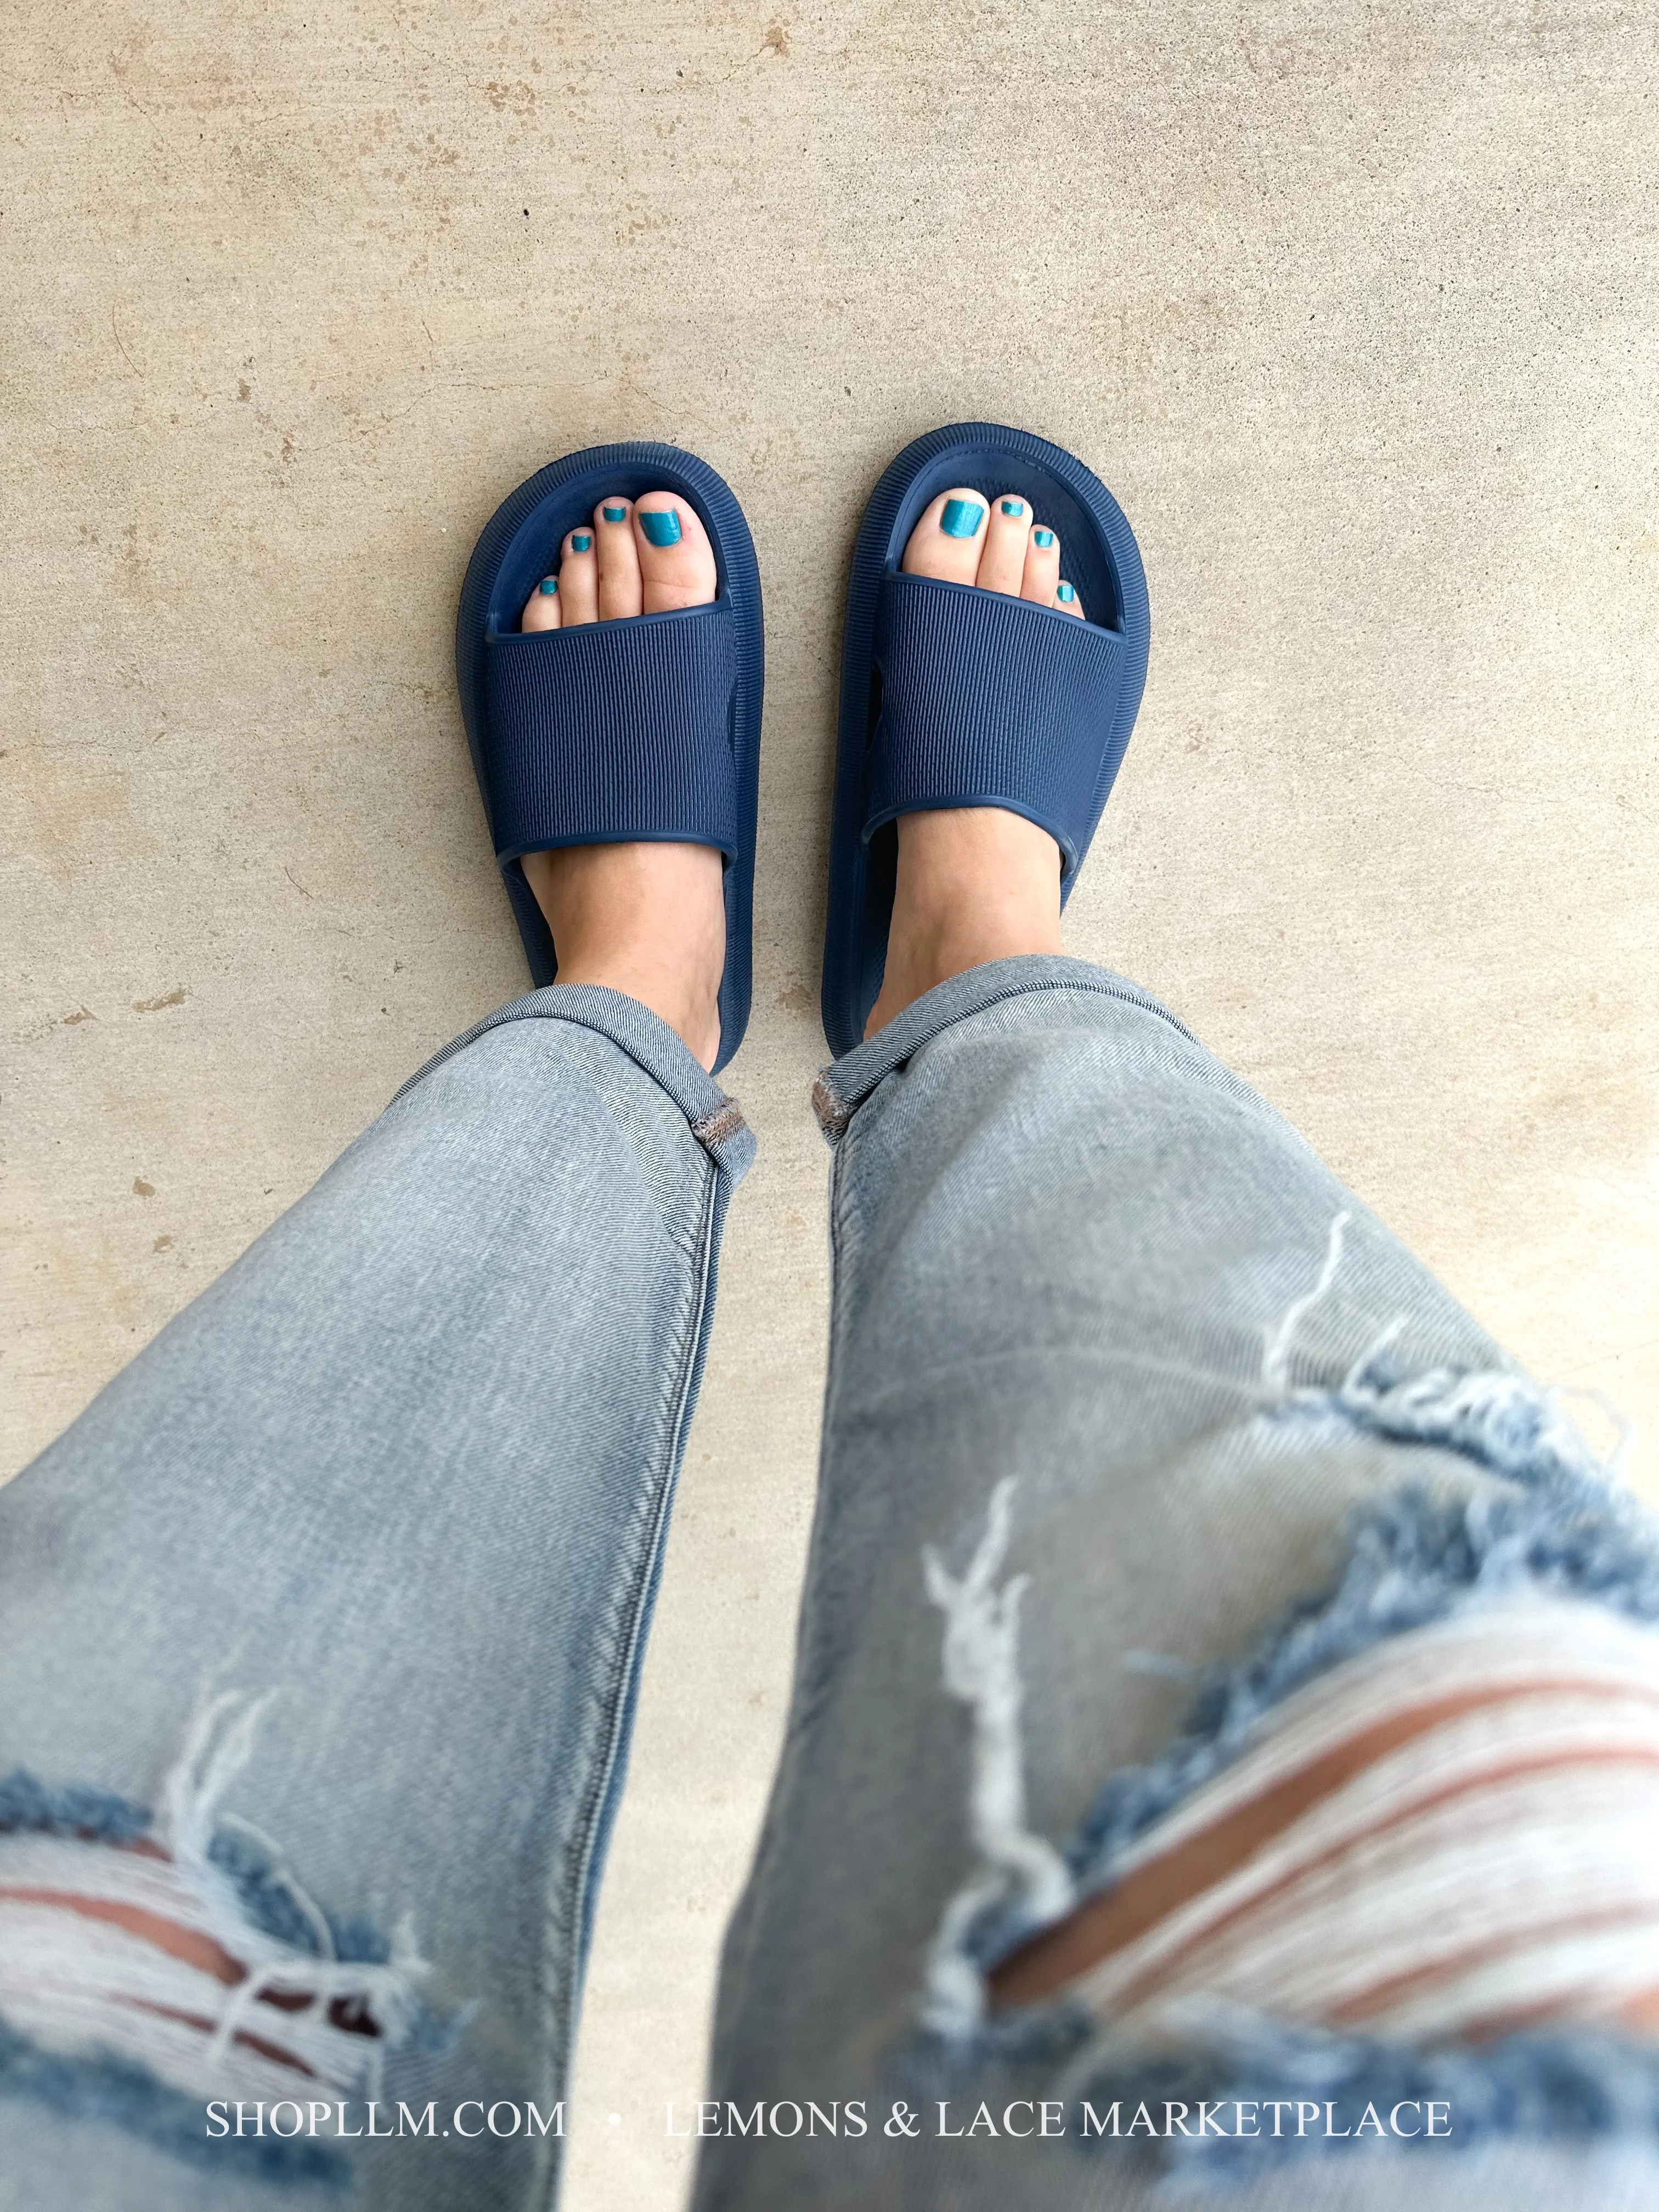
[524,1152,723,2212]
[814,965,1202,1142]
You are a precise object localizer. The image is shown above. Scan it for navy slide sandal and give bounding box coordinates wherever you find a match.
[456,441,764,1074]
[820,422,1150,1057]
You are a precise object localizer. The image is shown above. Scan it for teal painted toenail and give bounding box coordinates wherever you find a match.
[940,498,984,539]
[1057,582,1076,604]
[639,508,682,547]
[1033,528,1056,549]
[1000,499,1024,517]
[539,577,558,595]
[571,532,592,552]
[602,504,628,522]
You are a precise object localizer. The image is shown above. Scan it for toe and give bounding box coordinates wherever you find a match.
[975,493,1033,595]
[901,487,989,584]
[556,526,599,625]
[1053,579,1085,619]
[521,574,561,632]
[595,497,642,619]
[1021,523,1060,606]
[633,493,717,613]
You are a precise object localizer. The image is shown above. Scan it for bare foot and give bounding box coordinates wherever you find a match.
[517,492,726,1070]
[864,489,1080,1037]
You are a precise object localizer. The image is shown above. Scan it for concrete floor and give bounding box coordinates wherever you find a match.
[3,3,1656,2205]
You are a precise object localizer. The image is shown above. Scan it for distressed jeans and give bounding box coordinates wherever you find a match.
[2,956,1655,2212]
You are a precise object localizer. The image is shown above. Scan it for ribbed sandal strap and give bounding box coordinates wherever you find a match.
[481,601,738,861]
[862,571,1125,877]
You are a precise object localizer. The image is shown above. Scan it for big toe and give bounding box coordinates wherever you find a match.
[901,487,989,584]
[633,493,717,613]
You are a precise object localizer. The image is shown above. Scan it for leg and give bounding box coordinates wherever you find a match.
[0,490,748,2209]
[692,501,1659,2208]
[0,988,751,2209]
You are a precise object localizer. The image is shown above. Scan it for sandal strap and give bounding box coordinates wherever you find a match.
[482,601,738,862]
[862,571,1125,877]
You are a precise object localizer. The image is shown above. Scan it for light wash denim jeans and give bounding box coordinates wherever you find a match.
[3,957,1656,2211]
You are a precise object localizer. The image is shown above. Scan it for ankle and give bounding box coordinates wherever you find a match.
[521,842,725,1070]
[866,807,1063,1036]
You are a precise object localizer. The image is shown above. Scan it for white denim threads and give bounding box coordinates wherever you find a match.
[1006,1599,1659,2048]
[0,1696,426,2104]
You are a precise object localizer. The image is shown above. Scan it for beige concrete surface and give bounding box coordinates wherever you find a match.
[3,2,1656,2204]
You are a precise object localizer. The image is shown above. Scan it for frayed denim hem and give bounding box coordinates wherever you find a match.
[922,1341,1654,1997]
[906,1251,1659,2169]
[0,2017,352,2186]
[0,1694,453,2164]
[1068,1357,1656,1901]
[0,1764,399,1971]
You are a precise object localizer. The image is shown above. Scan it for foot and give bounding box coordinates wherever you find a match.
[864,490,1077,1037]
[517,493,725,1069]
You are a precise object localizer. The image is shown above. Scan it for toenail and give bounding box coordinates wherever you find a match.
[571,532,592,552]
[1000,499,1024,517]
[639,508,682,547]
[602,504,628,522]
[1056,582,1076,603]
[940,499,984,539]
[539,577,558,595]
[1033,528,1056,549]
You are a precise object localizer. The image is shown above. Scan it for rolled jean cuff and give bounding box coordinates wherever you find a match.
[394,981,757,1180]
[810,953,1199,1141]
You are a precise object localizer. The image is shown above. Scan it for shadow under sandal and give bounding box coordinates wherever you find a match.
[820,421,1151,1056]
[455,440,765,1073]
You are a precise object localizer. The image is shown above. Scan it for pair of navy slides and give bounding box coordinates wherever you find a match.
[456,424,1150,1073]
